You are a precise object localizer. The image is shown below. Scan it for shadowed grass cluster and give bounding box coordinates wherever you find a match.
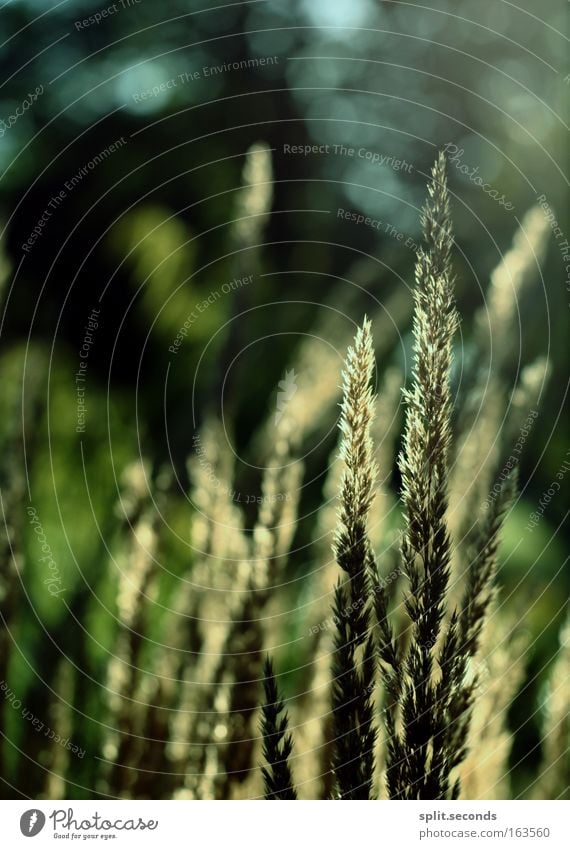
[0,151,563,802]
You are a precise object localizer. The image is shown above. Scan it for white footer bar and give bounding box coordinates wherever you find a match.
[1,800,567,848]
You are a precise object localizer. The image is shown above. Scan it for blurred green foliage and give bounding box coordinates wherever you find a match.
[0,0,567,798]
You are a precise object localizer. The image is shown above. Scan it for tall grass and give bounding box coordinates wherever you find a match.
[0,151,562,801]
[329,318,377,799]
[258,154,547,800]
